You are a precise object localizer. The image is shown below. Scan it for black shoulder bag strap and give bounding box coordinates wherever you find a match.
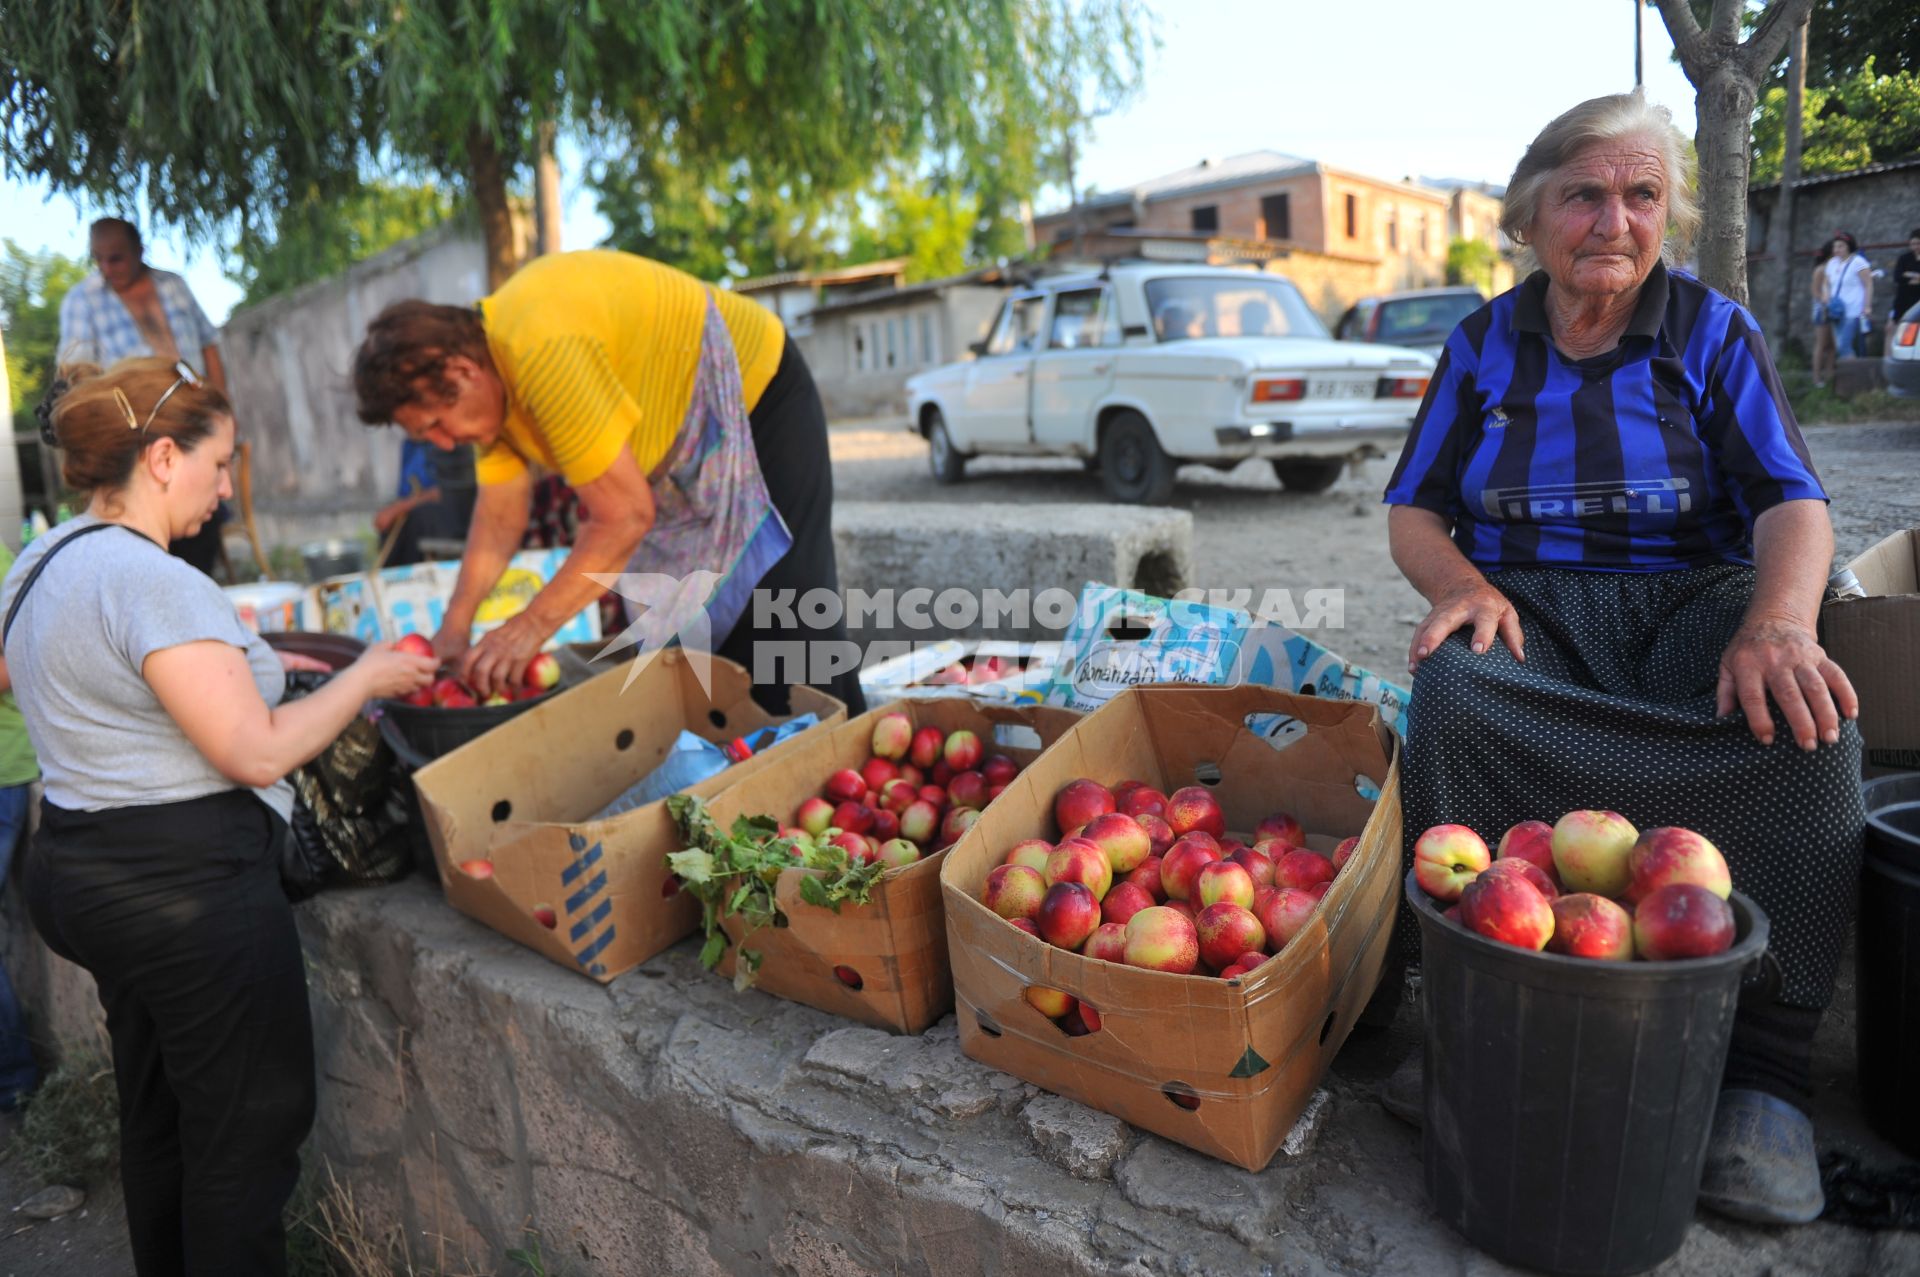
[3,523,126,648]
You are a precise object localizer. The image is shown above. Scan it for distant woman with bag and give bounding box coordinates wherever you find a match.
[4,358,435,1276]
[1813,230,1873,384]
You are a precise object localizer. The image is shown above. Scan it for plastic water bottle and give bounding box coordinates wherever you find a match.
[27,512,49,542]
[53,502,72,525]
[18,519,32,547]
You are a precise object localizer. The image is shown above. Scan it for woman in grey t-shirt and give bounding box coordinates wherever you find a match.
[6,359,434,1275]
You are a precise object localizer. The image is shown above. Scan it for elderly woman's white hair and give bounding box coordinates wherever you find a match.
[1500,90,1700,267]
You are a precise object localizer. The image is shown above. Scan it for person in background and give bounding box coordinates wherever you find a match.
[57,217,233,577]
[351,248,866,715]
[1815,231,1872,371]
[10,358,434,1274]
[1382,91,1862,1226]
[1888,227,1920,347]
[1809,240,1838,389]
[375,438,477,567]
[0,543,39,1112]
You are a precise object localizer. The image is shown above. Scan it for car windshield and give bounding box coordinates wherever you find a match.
[1143,276,1328,342]
[1375,293,1482,344]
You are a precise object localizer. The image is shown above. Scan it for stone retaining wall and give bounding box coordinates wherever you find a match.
[7,876,1911,1275]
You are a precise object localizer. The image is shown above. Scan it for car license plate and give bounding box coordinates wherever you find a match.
[1309,375,1376,400]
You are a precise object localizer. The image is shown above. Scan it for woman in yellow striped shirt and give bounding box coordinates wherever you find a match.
[351,249,864,712]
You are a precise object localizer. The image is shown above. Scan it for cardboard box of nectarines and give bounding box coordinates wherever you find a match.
[684,698,1082,1034]
[1823,525,1920,778]
[939,683,1402,1172]
[410,648,845,983]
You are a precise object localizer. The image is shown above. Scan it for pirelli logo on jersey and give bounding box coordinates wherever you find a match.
[1477,477,1693,520]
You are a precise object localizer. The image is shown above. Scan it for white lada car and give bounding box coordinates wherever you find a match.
[905,263,1437,503]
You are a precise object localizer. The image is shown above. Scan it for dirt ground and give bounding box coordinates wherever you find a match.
[829,416,1920,675]
[0,417,1913,1276]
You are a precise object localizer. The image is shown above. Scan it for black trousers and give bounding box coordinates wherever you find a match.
[721,337,868,715]
[1395,564,1864,1107]
[23,791,315,1277]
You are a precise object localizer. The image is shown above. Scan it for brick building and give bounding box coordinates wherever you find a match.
[1032,150,1472,320]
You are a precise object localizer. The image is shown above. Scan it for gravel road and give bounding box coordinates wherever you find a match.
[830,416,1920,673]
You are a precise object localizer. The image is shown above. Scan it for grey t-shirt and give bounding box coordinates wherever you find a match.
[0,515,293,818]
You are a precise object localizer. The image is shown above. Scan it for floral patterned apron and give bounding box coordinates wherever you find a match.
[612,298,792,654]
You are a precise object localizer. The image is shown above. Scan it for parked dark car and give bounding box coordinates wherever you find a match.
[1335,287,1487,359]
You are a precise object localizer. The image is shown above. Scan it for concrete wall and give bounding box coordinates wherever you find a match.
[798,288,1004,421]
[1748,167,1920,359]
[218,225,489,550]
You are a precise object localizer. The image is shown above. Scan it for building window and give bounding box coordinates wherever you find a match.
[853,326,866,374]
[1386,209,1398,250]
[886,318,898,369]
[919,312,936,364]
[1345,194,1358,239]
[1419,214,1429,253]
[1261,193,1290,240]
[1190,205,1219,233]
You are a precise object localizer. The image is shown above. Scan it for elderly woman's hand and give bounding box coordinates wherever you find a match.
[1407,578,1526,676]
[456,612,547,699]
[1716,617,1857,750]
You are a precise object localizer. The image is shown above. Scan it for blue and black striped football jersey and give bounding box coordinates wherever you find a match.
[1383,262,1826,571]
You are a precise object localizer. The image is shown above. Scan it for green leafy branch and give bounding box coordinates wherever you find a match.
[666,794,886,989]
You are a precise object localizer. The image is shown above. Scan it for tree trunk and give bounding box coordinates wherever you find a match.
[1692,65,1761,305]
[1655,0,1815,306]
[533,116,562,257]
[468,126,519,289]
[1769,19,1807,346]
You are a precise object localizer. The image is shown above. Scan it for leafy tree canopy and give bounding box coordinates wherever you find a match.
[1752,59,1920,183]
[2,1,1151,287]
[228,180,459,307]
[0,240,90,423]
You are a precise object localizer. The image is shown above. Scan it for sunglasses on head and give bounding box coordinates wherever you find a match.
[112,361,202,434]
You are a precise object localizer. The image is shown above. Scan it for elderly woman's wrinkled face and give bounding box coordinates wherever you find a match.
[1530,137,1669,300]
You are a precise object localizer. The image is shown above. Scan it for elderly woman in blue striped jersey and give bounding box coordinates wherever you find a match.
[1380,92,1863,1225]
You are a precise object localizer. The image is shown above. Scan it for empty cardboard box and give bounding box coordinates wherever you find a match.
[1825,527,1920,777]
[940,684,1401,1171]
[412,648,844,982]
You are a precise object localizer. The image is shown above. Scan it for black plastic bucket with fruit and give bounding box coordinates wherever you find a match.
[1407,870,1770,1276]
[1858,772,1920,1160]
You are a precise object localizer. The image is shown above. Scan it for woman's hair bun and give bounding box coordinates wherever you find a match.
[32,362,102,448]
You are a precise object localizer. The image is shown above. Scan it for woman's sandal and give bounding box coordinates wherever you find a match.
[1697,1089,1826,1225]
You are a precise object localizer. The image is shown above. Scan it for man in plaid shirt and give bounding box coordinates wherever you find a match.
[57,218,232,575]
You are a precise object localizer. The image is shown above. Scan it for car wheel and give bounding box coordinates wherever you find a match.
[926,412,967,484]
[1271,457,1346,494]
[1098,411,1176,505]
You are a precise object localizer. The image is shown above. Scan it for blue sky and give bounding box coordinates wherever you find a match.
[0,0,1696,326]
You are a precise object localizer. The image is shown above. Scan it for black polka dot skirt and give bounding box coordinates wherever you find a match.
[1396,562,1865,1009]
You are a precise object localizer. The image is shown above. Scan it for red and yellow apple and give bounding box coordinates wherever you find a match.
[1551,810,1639,899]
[1413,823,1490,902]
[1633,883,1736,960]
[1165,786,1227,838]
[1458,873,1554,951]
[1036,881,1101,950]
[1122,906,1200,974]
[1625,827,1731,905]
[1078,812,1151,874]
[1159,832,1222,901]
[1545,893,1634,960]
[1196,902,1267,971]
[1053,778,1116,836]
